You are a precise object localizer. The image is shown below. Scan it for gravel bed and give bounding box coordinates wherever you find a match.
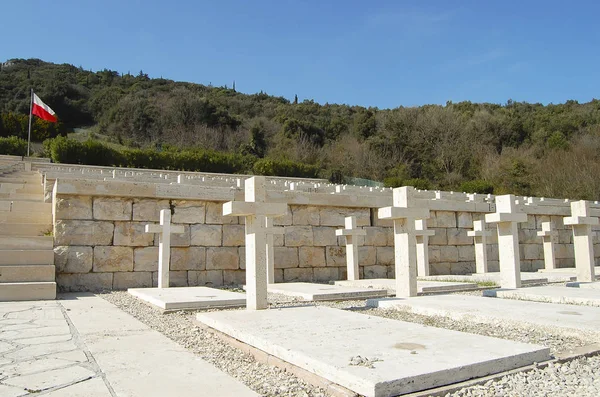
[102,291,600,397]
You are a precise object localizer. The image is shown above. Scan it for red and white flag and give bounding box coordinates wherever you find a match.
[32,93,57,123]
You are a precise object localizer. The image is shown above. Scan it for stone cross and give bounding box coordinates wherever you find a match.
[145,209,184,289]
[378,186,430,297]
[223,176,288,310]
[415,219,435,277]
[485,195,528,288]
[467,220,492,274]
[335,216,367,281]
[537,221,558,271]
[563,201,598,282]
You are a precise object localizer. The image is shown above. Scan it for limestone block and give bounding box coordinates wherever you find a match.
[239,247,245,270]
[283,267,313,282]
[313,267,339,282]
[536,215,551,229]
[171,247,206,271]
[206,247,239,270]
[337,235,365,247]
[274,232,285,246]
[54,220,114,246]
[57,273,113,292]
[319,207,370,227]
[133,247,158,272]
[487,260,500,272]
[222,224,245,246]
[299,247,326,268]
[458,246,475,262]
[206,201,237,224]
[450,262,475,275]
[132,199,170,222]
[486,244,499,261]
[274,247,299,269]
[438,246,459,263]
[113,272,152,290]
[153,225,190,247]
[93,246,133,272]
[339,266,350,280]
[386,265,394,279]
[530,259,545,272]
[285,226,313,247]
[55,196,92,220]
[430,262,451,276]
[433,211,457,228]
[550,215,565,228]
[558,229,572,244]
[188,270,224,287]
[152,271,188,287]
[555,244,573,259]
[364,265,387,279]
[429,246,441,263]
[364,227,388,246]
[447,228,472,245]
[556,258,575,268]
[273,208,292,226]
[273,269,284,283]
[325,246,346,267]
[376,247,394,266]
[521,244,541,260]
[114,222,154,246]
[385,227,394,246]
[312,227,338,247]
[93,198,132,220]
[54,246,93,274]
[373,215,394,228]
[359,246,377,266]
[291,205,320,226]
[525,214,536,229]
[457,212,473,229]
[191,224,222,246]
[172,200,206,224]
[429,228,448,245]
[518,229,539,244]
[223,270,246,286]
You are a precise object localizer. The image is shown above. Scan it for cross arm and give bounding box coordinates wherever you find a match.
[335,229,367,237]
[145,224,185,234]
[414,229,435,237]
[467,230,492,237]
[564,216,599,226]
[378,206,430,220]
[485,212,527,224]
[223,201,288,217]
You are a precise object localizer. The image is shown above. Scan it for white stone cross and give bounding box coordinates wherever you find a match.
[378,186,430,297]
[485,195,528,288]
[145,209,185,289]
[415,219,435,277]
[537,221,558,271]
[265,217,285,284]
[336,216,367,281]
[223,176,288,310]
[468,220,492,274]
[564,201,598,282]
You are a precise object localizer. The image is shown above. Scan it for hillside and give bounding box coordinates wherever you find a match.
[1,58,600,199]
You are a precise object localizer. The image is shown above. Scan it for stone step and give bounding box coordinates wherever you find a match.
[0,250,54,265]
[0,185,43,195]
[0,265,55,282]
[0,223,52,236]
[0,282,56,301]
[0,192,44,201]
[0,236,54,250]
[0,200,52,213]
[0,211,52,224]
[0,177,42,184]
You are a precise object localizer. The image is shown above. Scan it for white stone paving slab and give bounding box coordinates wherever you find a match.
[264,282,387,301]
[484,285,600,307]
[128,286,246,310]
[539,266,600,274]
[566,281,600,289]
[422,272,550,285]
[367,295,600,338]
[334,279,479,294]
[197,306,550,397]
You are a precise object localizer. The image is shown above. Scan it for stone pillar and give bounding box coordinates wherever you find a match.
[485,195,527,289]
[415,219,435,277]
[145,209,184,288]
[335,216,367,281]
[564,201,598,282]
[378,187,430,297]
[537,221,558,271]
[468,220,492,274]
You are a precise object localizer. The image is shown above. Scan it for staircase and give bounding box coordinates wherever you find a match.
[0,161,56,300]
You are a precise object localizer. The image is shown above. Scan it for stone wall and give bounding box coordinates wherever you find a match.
[53,195,598,292]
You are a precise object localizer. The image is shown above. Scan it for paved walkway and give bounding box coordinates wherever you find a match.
[0,294,258,397]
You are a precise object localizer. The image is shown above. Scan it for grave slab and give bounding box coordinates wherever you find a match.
[333,279,478,294]
[367,295,600,338]
[539,266,600,274]
[128,286,246,310]
[422,272,549,285]
[565,281,600,290]
[197,306,550,397]
[264,282,387,301]
[484,285,600,307]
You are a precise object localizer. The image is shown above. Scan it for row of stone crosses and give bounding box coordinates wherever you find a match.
[144,176,598,311]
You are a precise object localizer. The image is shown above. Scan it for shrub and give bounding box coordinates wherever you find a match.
[253,158,320,178]
[459,180,494,194]
[0,136,27,156]
[403,178,432,190]
[383,176,404,188]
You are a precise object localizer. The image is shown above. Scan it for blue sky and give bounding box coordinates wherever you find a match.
[4,0,600,108]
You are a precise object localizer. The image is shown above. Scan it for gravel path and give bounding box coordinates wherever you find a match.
[101,291,600,397]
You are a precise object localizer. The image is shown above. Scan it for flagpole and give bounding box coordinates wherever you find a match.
[27,88,33,158]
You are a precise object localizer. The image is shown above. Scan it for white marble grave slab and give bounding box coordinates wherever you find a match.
[538,266,600,274]
[197,306,550,397]
[367,295,600,337]
[565,281,600,290]
[264,282,387,301]
[128,287,246,310]
[484,285,600,307]
[333,279,478,294]
[422,272,549,285]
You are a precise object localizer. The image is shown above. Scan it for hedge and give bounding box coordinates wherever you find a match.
[0,136,27,156]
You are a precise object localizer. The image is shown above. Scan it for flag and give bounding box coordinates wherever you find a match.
[32,93,57,122]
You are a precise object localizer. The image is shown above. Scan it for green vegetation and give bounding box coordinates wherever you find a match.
[0,136,27,156]
[2,58,600,198]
